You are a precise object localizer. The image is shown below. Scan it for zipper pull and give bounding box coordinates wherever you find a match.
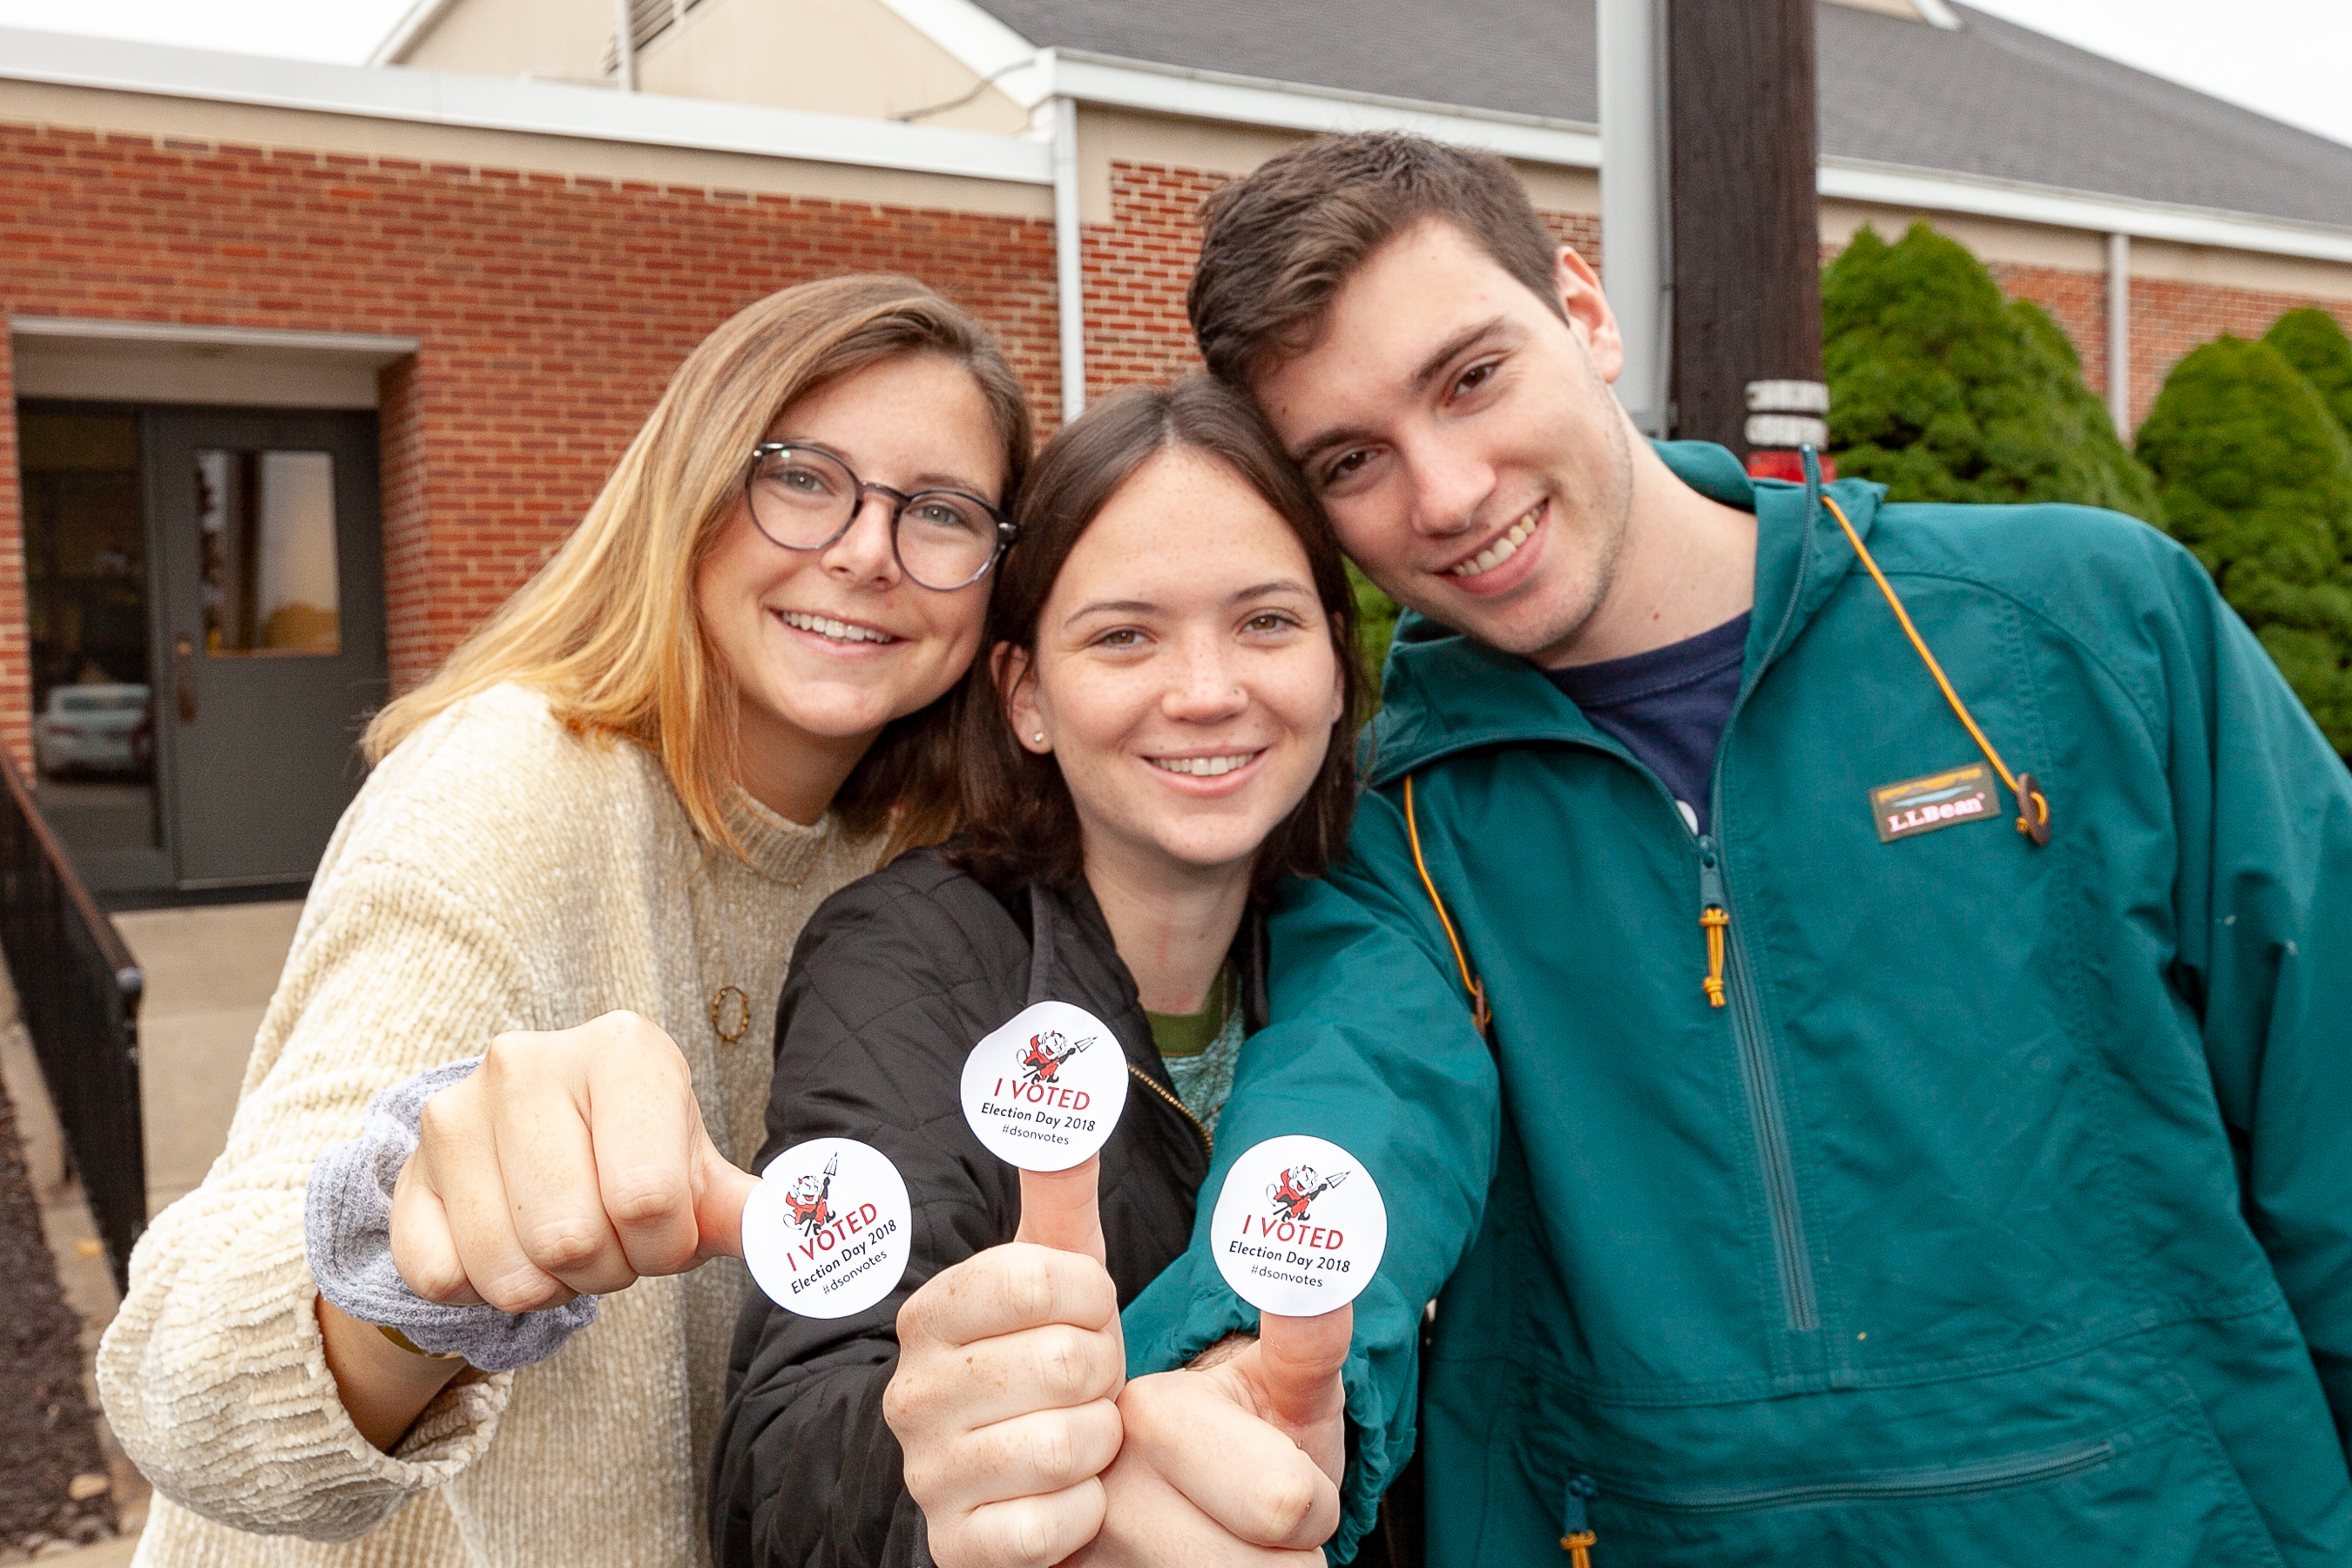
[1559,1473,1598,1565]
[1698,840,1728,1009]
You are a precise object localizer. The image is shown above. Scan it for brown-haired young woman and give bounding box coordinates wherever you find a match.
[98,274,1028,1568]
[712,376,1369,1567]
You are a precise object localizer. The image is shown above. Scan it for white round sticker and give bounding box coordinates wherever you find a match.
[1209,1134,1388,1317]
[741,1137,912,1319]
[958,1000,1129,1173]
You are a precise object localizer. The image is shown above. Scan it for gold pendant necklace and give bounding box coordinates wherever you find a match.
[700,867,754,1045]
[709,984,751,1044]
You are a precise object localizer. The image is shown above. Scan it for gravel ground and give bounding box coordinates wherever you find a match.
[0,1073,116,1556]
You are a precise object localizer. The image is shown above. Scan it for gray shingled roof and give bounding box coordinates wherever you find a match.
[970,0,2352,230]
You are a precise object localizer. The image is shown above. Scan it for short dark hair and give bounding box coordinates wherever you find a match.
[952,376,1365,902]
[1189,131,1565,387]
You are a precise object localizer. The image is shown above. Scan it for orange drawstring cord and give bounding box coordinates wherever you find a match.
[1819,494,2052,846]
[1700,906,1729,1007]
[1561,1474,1600,1562]
[1403,774,1491,1034]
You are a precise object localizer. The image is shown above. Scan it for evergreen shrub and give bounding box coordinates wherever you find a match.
[2136,335,2352,754]
[1822,222,2160,522]
[2264,307,2352,441]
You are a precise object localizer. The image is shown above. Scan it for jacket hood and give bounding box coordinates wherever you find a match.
[1362,442,1887,787]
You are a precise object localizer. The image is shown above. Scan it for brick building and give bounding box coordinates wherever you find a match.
[5,0,2350,894]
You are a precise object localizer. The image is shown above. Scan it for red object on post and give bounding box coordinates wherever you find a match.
[1744,449,1836,484]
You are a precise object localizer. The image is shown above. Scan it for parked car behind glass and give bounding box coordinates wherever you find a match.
[33,684,152,776]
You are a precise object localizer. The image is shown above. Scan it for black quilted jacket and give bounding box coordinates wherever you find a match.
[707,845,1249,1567]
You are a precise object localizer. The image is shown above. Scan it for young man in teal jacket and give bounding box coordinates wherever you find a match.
[1119,132,2352,1565]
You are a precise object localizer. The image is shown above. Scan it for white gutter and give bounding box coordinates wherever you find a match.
[1039,51,1604,169]
[2106,233,2132,440]
[1820,157,2352,266]
[0,25,1053,186]
[1051,91,1085,421]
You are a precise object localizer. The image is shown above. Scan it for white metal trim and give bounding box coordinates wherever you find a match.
[10,315,422,360]
[870,0,1051,110]
[1051,95,1085,420]
[0,25,1054,186]
[368,0,461,66]
[1042,51,1605,168]
[1821,156,2352,264]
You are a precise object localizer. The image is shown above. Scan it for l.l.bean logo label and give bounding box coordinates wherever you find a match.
[959,1001,1129,1173]
[1870,762,1997,843]
[1211,1134,1387,1317]
[742,1137,911,1319]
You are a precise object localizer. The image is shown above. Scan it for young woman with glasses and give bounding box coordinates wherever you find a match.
[97,275,1029,1568]
[709,377,1379,1567]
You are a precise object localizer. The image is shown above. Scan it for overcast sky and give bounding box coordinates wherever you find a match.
[0,0,2345,152]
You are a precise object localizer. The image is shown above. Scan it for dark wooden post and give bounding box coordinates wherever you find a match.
[1666,0,1827,466]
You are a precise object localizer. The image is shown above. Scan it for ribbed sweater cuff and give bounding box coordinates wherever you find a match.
[306,1058,600,1372]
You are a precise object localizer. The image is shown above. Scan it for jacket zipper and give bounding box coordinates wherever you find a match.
[1692,473,1825,1339]
[1583,1438,2112,1515]
[1127,1063,1212,1159]
[1698,835,1817,1333]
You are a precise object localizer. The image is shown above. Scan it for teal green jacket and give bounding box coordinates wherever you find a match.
[1124,443,2352,1565]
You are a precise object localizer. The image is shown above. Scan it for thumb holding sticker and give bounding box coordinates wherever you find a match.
[1012,1158,1107,1266]
[1250,1301,1353,1447]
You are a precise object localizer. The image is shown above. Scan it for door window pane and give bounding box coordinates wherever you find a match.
[196,449,341,655]
[20,406,161,868]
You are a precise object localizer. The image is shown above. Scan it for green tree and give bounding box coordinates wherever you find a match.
[2263,307,2352,441]
[2136,335,2352,754]
[1823,222,2160,523]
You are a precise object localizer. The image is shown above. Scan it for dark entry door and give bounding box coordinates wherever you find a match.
[145,409,387,887]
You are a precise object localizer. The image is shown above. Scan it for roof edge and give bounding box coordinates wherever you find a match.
[1822,156,2352,263]
[0,24,1055,186]
[1043,50,1603,168]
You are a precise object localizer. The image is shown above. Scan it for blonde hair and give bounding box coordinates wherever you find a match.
[363,274,1031,859]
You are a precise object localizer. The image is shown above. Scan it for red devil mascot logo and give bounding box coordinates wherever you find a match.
[1017,1028,1090,1085]
[1267,1163,1349,1224]
[783,1152,840,1237]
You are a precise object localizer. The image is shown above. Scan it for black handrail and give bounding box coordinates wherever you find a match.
[0,744,145,1294]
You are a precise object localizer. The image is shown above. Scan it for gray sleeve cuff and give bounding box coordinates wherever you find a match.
[304,1058,598,1372]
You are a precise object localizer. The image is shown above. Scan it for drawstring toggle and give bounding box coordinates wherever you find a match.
[1701,907,1729,1008]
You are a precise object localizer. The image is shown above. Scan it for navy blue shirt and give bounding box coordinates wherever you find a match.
[1542,613,1749,836]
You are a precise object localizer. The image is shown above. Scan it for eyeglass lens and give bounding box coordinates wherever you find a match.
[747,447,999,589]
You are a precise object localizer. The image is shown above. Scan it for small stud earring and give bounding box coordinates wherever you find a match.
[1033,731,1046,747]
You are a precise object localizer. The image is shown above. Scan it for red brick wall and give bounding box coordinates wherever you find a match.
[1987,260,2109,393]
[0,119,1060,765]
[1082,161,1219,396]
[1078,159,1605,399]
[2125,279,2352,439]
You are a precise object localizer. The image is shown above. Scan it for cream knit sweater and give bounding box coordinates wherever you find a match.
[97,684,882,1568]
